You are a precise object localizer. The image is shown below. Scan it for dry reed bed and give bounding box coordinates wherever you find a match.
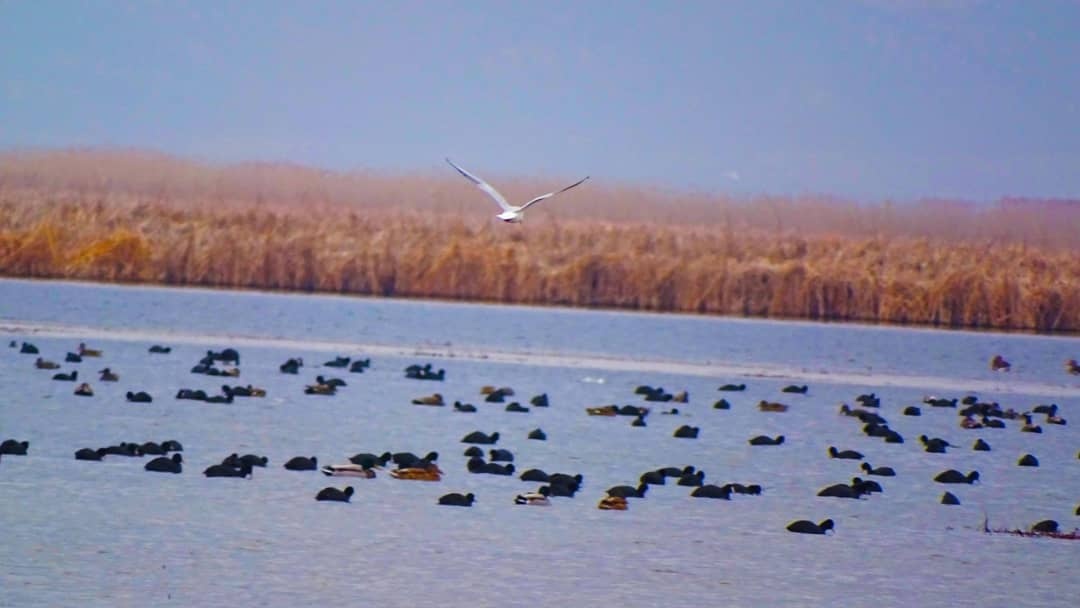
[1,192,1077,333]
[1,149,1078,332]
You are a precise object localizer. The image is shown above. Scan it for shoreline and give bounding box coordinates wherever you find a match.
[4,317,1078,399]
[2,275,1077,340]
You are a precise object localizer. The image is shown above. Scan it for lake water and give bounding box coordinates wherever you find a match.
[1,279,1077,607]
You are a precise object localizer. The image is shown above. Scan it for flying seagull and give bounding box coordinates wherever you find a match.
[446,158,589,223]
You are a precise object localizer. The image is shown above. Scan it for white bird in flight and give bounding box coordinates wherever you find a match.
[446,158,589,223]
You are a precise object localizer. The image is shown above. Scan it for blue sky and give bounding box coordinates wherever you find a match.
[1,1,1078,201]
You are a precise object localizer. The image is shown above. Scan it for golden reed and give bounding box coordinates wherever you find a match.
[1,149,1077,332]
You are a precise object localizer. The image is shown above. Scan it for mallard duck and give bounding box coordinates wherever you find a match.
[597,496,628,510]
[758,400,789,413]
[34,357,60,370]
[411,393,445,406]
[389,467,442,481]
[98,368,119,382]
[78,343,102,357]
[321,464,376,478]
[586,405,618,416]
[304,383,336,395]
[514,486,551,506]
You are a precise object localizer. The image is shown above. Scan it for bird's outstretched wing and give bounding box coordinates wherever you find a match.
[446,158,513,212]
[519,176,590,211]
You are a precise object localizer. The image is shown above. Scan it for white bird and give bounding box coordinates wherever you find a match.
[446,158,589,223]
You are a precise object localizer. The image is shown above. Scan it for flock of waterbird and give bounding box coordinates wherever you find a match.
[3,341,1078,537]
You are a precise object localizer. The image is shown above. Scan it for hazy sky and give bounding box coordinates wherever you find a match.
[2,1,1078,200]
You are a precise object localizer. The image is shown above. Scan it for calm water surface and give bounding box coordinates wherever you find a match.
[1,279,1077,607]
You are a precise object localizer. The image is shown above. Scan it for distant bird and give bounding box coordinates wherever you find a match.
[284,456,318,471]
[446,158,589,223]
[145,453,183,474]
[828,446,863,460]
[75,447,107,461]
[204,461,253,478]
[316,486,355,502]
[861,462,896,477]
[933,469,980,484]
[438,492,476,507]
[691,484,733,499]
[786,519,834,535]
[1,440,30,453]
[940,491,960,505]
